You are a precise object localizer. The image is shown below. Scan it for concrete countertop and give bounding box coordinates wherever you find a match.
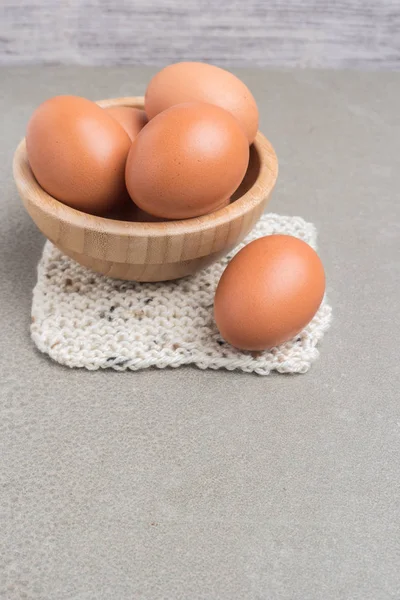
[1,67,399,600]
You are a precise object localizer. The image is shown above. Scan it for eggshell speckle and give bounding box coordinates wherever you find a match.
[145,62,259,143]
[105,106,148,141]
[214,235,326,351]
[26,95,131,215]
[125,102,249,220]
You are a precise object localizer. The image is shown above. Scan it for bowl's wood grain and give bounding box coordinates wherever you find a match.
[13,96,278,281]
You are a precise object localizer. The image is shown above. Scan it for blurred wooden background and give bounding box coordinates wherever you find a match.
[1,0,399,69]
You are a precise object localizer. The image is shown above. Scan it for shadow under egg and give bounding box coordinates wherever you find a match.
[105,196,232,223]
[231,143,261,202]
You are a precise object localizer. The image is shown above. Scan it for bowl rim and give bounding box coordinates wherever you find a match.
[13,96,278,239]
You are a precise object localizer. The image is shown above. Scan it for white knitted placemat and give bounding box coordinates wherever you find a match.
[31,214,332,374]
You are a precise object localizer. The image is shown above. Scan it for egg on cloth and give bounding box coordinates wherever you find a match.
[145,62,259,144]
[214,235,326,351]
[104,106,148,141]
[26,95,131,215]
[125,102,249,220]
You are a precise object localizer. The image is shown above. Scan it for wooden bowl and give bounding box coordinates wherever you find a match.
[13,96,278,282]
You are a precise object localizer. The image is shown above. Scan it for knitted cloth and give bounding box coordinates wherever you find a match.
[31,214,332,374]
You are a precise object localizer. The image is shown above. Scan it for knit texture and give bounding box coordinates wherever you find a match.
[31,214,332,374]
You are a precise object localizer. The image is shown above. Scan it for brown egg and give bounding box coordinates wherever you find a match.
[105,106,148,141]
[26,95,131,215]
[125,102,249,220]
[145,62,259,143]
[214,235,326,351]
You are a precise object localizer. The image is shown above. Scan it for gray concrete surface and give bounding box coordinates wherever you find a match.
[1,67,399,600]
